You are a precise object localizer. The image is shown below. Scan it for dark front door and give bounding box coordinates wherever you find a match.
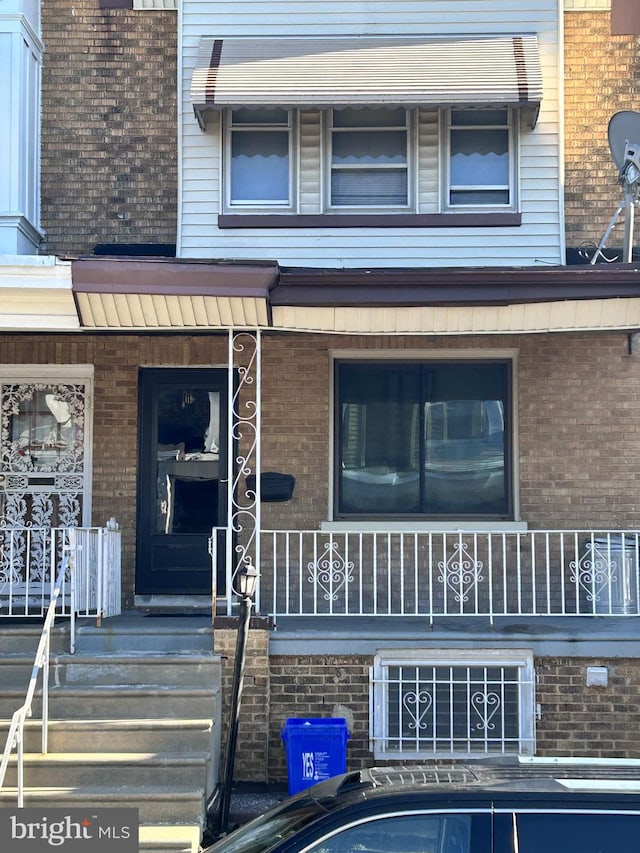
[136,368,228,596]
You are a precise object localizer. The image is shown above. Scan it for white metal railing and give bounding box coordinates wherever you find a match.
[0,521,121,631]
[0,540,74,806]
[0,520,121,805]
[214,529,640,622]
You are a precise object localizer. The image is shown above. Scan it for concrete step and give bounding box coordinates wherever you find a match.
[139,825,202,853]
[0,654,41,686]
[0,623,67,655]
[73,616,214,655]
[0,684,218,719]
[0,717,214,754]
[3,752,209,789]
[51,653,221,687]
[0,786,206,826]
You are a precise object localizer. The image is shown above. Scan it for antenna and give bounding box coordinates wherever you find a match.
[591,110,640,264]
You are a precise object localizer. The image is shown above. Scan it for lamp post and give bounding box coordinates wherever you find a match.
[216,562,259,836]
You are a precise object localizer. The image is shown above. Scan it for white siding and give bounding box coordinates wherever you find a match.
[179,0,562,267]
[299,110,322,214]
[416,109,439,212]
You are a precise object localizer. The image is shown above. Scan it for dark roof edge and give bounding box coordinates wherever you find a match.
[273,264,640,306]
[67,257,640,308]
[71,257,280,297]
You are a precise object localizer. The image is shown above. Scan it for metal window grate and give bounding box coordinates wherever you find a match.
[370,651,535,759]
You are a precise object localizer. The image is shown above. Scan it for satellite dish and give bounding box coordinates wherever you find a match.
[608,110,640,171]
[591,110,640,264]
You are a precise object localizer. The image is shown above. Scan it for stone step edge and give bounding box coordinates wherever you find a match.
[139,825,202,853]
[0,785,206,801]
[0,685,219,696]
[6,751,209,765]
[0,717,214,730]
[51,653,218,663]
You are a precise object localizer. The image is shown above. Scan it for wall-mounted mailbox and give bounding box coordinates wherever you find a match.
[246,472,295,502]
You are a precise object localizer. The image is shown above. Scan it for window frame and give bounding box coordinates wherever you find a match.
[370,648,536,760]
[333,357,514,521]
[324,107,414,212]
[442,108,518,212]
[223,108,297,212]
[218,106,526,222]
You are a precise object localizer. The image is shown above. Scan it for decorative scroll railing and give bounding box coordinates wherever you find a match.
[0,521,121,629]
[213,528,640,622]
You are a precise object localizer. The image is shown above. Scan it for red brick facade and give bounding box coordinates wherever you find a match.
[40,0,178,256]
[564,11,640,253]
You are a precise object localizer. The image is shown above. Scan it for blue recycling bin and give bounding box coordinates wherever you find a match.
[281,718,350,795]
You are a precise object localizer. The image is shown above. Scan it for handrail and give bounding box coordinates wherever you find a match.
[0,534,76,806]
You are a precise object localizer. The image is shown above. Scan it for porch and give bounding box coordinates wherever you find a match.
[3,525,640,627]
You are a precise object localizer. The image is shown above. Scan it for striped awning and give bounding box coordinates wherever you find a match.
[191,35,543,129]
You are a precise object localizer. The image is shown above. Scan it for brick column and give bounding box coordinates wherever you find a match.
[213,617,271,783]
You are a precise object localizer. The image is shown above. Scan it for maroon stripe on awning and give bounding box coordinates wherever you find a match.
[512,36,529,103]
[206,39,224,103]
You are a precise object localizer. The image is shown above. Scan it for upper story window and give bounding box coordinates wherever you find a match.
[220,107,520,217]
[328,108,410,209]
[445,109,515,209]
[335,359,512,519]
[225,108,294,209]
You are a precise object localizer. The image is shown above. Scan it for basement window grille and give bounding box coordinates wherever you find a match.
[370,649,535,759]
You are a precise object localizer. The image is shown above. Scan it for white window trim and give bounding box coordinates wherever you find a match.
[324,107,415,212]
[223,108,297,212]
[327,348,521,523]
[370,648,536,760]
[442,108,518,213]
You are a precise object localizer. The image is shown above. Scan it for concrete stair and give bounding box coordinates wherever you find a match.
[0,615,221,853]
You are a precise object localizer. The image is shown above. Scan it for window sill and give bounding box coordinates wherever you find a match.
[320,521,527,532]
[218,212,522,229]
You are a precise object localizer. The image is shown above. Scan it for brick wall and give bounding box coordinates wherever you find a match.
[40,1,178,256]
[532,657,640,757]
[259,331,640,531]
[564,11,640,252]
[268,654,372,782]
[214,622,271,783]
[261,654,640,783]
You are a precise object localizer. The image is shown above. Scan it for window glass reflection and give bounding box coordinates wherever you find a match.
[155,388,221,535]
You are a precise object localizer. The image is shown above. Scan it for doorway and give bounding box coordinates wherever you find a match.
[136,368,228,597]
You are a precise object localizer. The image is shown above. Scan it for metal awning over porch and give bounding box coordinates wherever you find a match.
[72,258,279,329]
[65,257,640,334]
[191,34,543,129]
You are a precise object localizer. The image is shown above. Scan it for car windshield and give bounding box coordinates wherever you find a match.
[205,800,324,853]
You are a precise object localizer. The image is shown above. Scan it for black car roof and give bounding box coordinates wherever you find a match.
[304,761,640,806]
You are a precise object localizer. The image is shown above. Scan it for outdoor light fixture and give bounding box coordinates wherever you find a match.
[215,561,259,837]
[236,562,258,599]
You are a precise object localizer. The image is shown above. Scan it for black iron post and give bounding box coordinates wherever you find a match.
[216,563,258,836]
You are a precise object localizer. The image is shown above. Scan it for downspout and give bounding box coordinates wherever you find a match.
[558,0,567,264]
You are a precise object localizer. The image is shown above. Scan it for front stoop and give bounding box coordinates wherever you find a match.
[140,825,203,853]
[0,615,221,853]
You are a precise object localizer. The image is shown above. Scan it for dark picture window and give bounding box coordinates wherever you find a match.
[336,360,511,518]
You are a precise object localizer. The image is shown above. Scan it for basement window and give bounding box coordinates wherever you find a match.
[370,649,535,759]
